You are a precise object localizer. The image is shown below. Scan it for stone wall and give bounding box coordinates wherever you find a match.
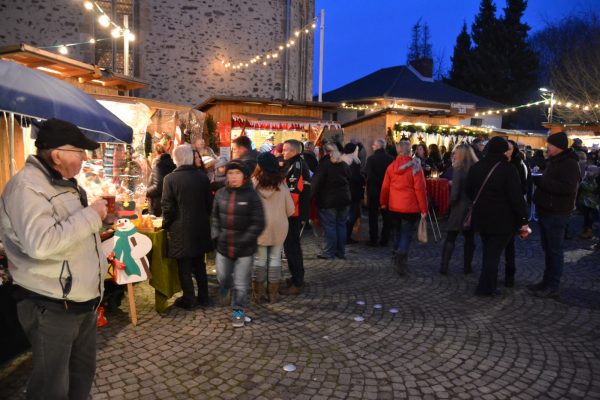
[0,0,314,105]
[137,0,314,104]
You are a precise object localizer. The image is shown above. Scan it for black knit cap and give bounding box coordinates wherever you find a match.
[225,160,250,177]
[547,132,569,150]
[486,136,509,155]
[257,152,279,173]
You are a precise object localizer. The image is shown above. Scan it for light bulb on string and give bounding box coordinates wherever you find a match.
[262,61,267,66]
[312,23,316,28]
[59,45,68,55]
[111,28,121,38]
[126,31,135,42]
[305,29,309,33]
[89,38,96,44]
[84,1,93,10]
[99,14,110,27]
[294,31,300,37]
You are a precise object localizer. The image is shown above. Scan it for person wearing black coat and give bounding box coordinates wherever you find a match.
[365,139,394,246]
[146,145,176,216]
[211,160,265,326]
[342,143,366,244]
[466,137,528,296]
[503,140,530,287]
[312,143,352,259]
[162,145,213,309]
[529,132,581,299]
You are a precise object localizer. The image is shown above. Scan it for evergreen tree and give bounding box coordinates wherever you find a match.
[498,0,538,104]
[421,23,432,59]
[407,19,422,62]
[448,22,472,88]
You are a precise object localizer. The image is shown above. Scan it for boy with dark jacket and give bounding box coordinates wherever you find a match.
[211,160,265,327]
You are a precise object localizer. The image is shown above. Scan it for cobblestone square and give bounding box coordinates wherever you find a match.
[1,220,599,399]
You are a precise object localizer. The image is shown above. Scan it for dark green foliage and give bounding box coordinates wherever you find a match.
[204,114,219,152]
[448,22,472,86]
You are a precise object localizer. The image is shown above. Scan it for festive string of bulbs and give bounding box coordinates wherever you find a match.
[40,1,135,55]
[221,17,318,70]
[475,98,600,117]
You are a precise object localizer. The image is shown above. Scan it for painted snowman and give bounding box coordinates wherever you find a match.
[102,218,152,285]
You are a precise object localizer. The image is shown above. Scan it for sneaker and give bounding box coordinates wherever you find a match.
[232,309,245,328]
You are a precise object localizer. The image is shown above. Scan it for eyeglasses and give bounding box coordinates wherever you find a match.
[57,147,87,155]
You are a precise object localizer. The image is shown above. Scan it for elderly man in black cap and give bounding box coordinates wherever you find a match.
[0,118,108,399]
[529,132,580,299]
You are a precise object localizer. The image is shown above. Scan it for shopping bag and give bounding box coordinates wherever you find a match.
[417,216,428,243]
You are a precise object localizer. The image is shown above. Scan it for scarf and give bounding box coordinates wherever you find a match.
[113,228,142,277]
[399,157,422,176]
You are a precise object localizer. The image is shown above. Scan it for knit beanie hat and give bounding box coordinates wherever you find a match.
[225,160,250,177]
[343,142,357,154]
[486,136,509,154]
[257,152,279,173]
[547,132,569,150]
[214,156,228,169]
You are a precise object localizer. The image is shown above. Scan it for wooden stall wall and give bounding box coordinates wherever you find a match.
[205,103,323,124]
[0,119,25,192]
[343,115,387,156]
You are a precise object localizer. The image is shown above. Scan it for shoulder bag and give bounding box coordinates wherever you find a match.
[462,162,501,231]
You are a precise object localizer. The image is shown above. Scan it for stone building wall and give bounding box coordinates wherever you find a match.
[0,0,315,105]
[137,0,314,104]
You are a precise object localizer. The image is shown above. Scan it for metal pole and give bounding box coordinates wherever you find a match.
[9,112,15,176]
[318,9,325,102]
[124,15,129,76]
[548,92,554,123]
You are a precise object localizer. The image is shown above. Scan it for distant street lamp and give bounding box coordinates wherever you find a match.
[539,87,555,123]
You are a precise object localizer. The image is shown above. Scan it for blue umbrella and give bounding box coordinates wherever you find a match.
[0,60,133,143]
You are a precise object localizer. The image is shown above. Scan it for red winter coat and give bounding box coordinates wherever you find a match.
[380,156,428,214]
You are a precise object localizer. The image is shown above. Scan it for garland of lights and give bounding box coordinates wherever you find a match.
[221,17,318,70]
[392,123,491,137]
[40,1,135,55]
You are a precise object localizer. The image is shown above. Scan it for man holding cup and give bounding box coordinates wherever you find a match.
[0,118,108,399]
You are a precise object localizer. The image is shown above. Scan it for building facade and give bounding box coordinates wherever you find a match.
[0,0,314,104]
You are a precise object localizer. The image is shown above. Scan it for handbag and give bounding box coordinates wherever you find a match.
[462,162,501,231]
[417,215,428,243]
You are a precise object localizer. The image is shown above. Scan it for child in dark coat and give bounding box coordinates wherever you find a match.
[211,160,265,327]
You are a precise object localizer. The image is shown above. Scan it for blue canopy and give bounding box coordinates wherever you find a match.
[0,60,132,143]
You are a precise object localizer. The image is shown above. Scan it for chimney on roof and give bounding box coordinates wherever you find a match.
[409,58,433,79]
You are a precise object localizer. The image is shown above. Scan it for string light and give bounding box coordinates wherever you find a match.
[474,98,600,117]
[222,17,317,71]
[38,1,135,55]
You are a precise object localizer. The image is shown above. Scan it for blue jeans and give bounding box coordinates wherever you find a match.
[389,212,418,255]
[538,214,569,289]
[216,253,253,310]
[253,245,283,284]
[319,207,349,258]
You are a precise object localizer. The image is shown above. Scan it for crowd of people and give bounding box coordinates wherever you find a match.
[0,117,590,399]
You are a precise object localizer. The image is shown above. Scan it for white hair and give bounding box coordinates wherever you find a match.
[173,144,194,167]
[396,140,412,156]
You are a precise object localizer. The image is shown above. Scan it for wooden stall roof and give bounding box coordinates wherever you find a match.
[196,95,339,112]
[342,108,453,128]
[0,43,146,90]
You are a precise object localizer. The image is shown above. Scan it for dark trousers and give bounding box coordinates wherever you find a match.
[17,298,97,400]
[368,193,391,244]
[504,236,516,284]
[346,201,361,239]
[284,217,304,287]
[177,255,208,303]
[539,214,569,289]
[476,233,513,295]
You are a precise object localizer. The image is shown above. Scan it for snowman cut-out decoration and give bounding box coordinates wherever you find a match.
[102,218,152,285]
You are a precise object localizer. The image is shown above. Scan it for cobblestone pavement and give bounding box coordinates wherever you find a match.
[2,219,600,399]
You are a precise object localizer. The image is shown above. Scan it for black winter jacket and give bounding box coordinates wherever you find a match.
[283,154,312,220]
[161,166,213,258]
[147,153,176,216]
[366,149,394,197]
[533,149,581,216]
[347,160,365,202]
[211,182,265,259]
[466,154,528,235]
[311,156,351,209]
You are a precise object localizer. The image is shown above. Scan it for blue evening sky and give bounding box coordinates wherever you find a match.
[313,0,600,94]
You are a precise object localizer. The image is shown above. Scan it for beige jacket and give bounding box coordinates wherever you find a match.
[0,156,106,301]
[253,180,295,246]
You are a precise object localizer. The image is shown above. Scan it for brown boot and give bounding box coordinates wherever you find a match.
[268,282,280,303]
[251,280,265,305]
